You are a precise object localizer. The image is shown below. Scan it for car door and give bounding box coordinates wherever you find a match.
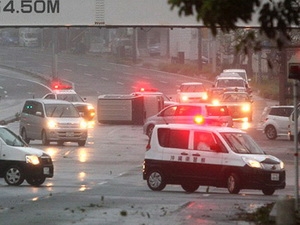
[190,131,226,184]
[173,105,202,124]
[159,128,192,180]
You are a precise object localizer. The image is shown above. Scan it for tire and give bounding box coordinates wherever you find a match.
[227,173,241,194]
[181,183,199,193]
[78,140,86,146]
[265,125,277,140]
[4,165,25,186]
[146,124,155,138]
[26,177,46,187]
[21,128,30,144]
[42,131,49,146]
[262,188,275,196]
[147,170,166,191]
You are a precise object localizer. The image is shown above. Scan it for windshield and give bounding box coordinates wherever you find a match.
[56,94,83,102]
[221,132,265,154]
[45,104,80,118]
[0,127,26,147]
[180,84,204,92]
[222,93,250,102]
[216,79,245,88]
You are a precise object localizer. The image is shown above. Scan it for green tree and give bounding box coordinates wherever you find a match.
[168,0,300,49]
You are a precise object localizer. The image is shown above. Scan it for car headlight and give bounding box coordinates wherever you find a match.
[242,157,262,169]
[87,105,94,110]
[47,120,58,129]
[181,95,188,102]
[80,120,87,129]
[242,103,251,112]
[26,155,40,165]
[280,161,285,169]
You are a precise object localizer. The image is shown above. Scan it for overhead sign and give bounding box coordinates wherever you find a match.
[0,0,261,27]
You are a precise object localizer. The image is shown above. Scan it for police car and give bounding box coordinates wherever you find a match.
[0,126,54,186]
[43,89,95,121]
[143,124,285,195]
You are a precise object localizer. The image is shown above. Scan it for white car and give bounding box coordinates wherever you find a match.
[143,103,233,137]
[143,124,285,195]
[259,105,294,140]
[43,89,95,121]
[222,69,250,84]
[0,125,54,186]
[176,82,208,103]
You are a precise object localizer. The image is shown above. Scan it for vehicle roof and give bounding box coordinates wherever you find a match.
[51,89,77,94]
[269,105,294,109]
[223,69,246,72]
[25,98,73,105]
[180,82,203,85]
[154,123,244,133]
[216,76,244,80]
[218,72,241,77]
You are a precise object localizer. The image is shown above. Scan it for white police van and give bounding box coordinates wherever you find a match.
[143,124,285,195]
[0,126,54,186]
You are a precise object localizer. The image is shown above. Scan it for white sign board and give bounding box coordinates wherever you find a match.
[0,0,260,27]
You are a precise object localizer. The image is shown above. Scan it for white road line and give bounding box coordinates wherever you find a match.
[64,69,72,72]
[102,67,111,71]
[77,63,88,67]
[42,64,51,68]
[117,81,124,85]
[160,80,168,84]
[101,77,109,80]
[84,73,93,77]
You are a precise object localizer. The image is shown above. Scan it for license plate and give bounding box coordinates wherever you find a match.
[271,173,279,181]
[66,132,74,137]
[43,167,50,175]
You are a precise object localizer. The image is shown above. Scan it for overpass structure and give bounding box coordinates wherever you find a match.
[0,0,260,27]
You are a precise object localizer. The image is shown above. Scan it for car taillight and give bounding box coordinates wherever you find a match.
[181,95,188,102]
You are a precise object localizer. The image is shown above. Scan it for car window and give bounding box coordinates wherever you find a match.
[175,106,202,116]
[45,104,80,118]
[221,132,264,154]
[180,84,204,92]
[44,94,55,99]
[206,106,229,116]
[161,106,177,116]
[56,94,83,102]
[22,101,39,115]
[157,128,189,149]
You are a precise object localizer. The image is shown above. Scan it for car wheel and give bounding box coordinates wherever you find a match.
[265,125,277,140]
[181,183,199,193]
[26,177,46,187]
[42,131,50,145]
[147,170,166,191]
[262,188,275,196]
[21,128,30,144]
[4,165,25,186]
[147,124,155,138]
[78,140,86,146]
[227,173,241,194]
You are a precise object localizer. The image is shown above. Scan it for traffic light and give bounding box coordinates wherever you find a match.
[288,63,300,80]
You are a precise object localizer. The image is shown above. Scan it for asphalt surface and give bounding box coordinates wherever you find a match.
[0,57,294,225]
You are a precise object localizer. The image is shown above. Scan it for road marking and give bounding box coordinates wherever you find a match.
[77,63,88,67]
[64,69,72,72]
[102,67,111,71]
[101,77,109,81]
[117,81,124,85]
[42,64,51,68]
[84,73,93,77]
